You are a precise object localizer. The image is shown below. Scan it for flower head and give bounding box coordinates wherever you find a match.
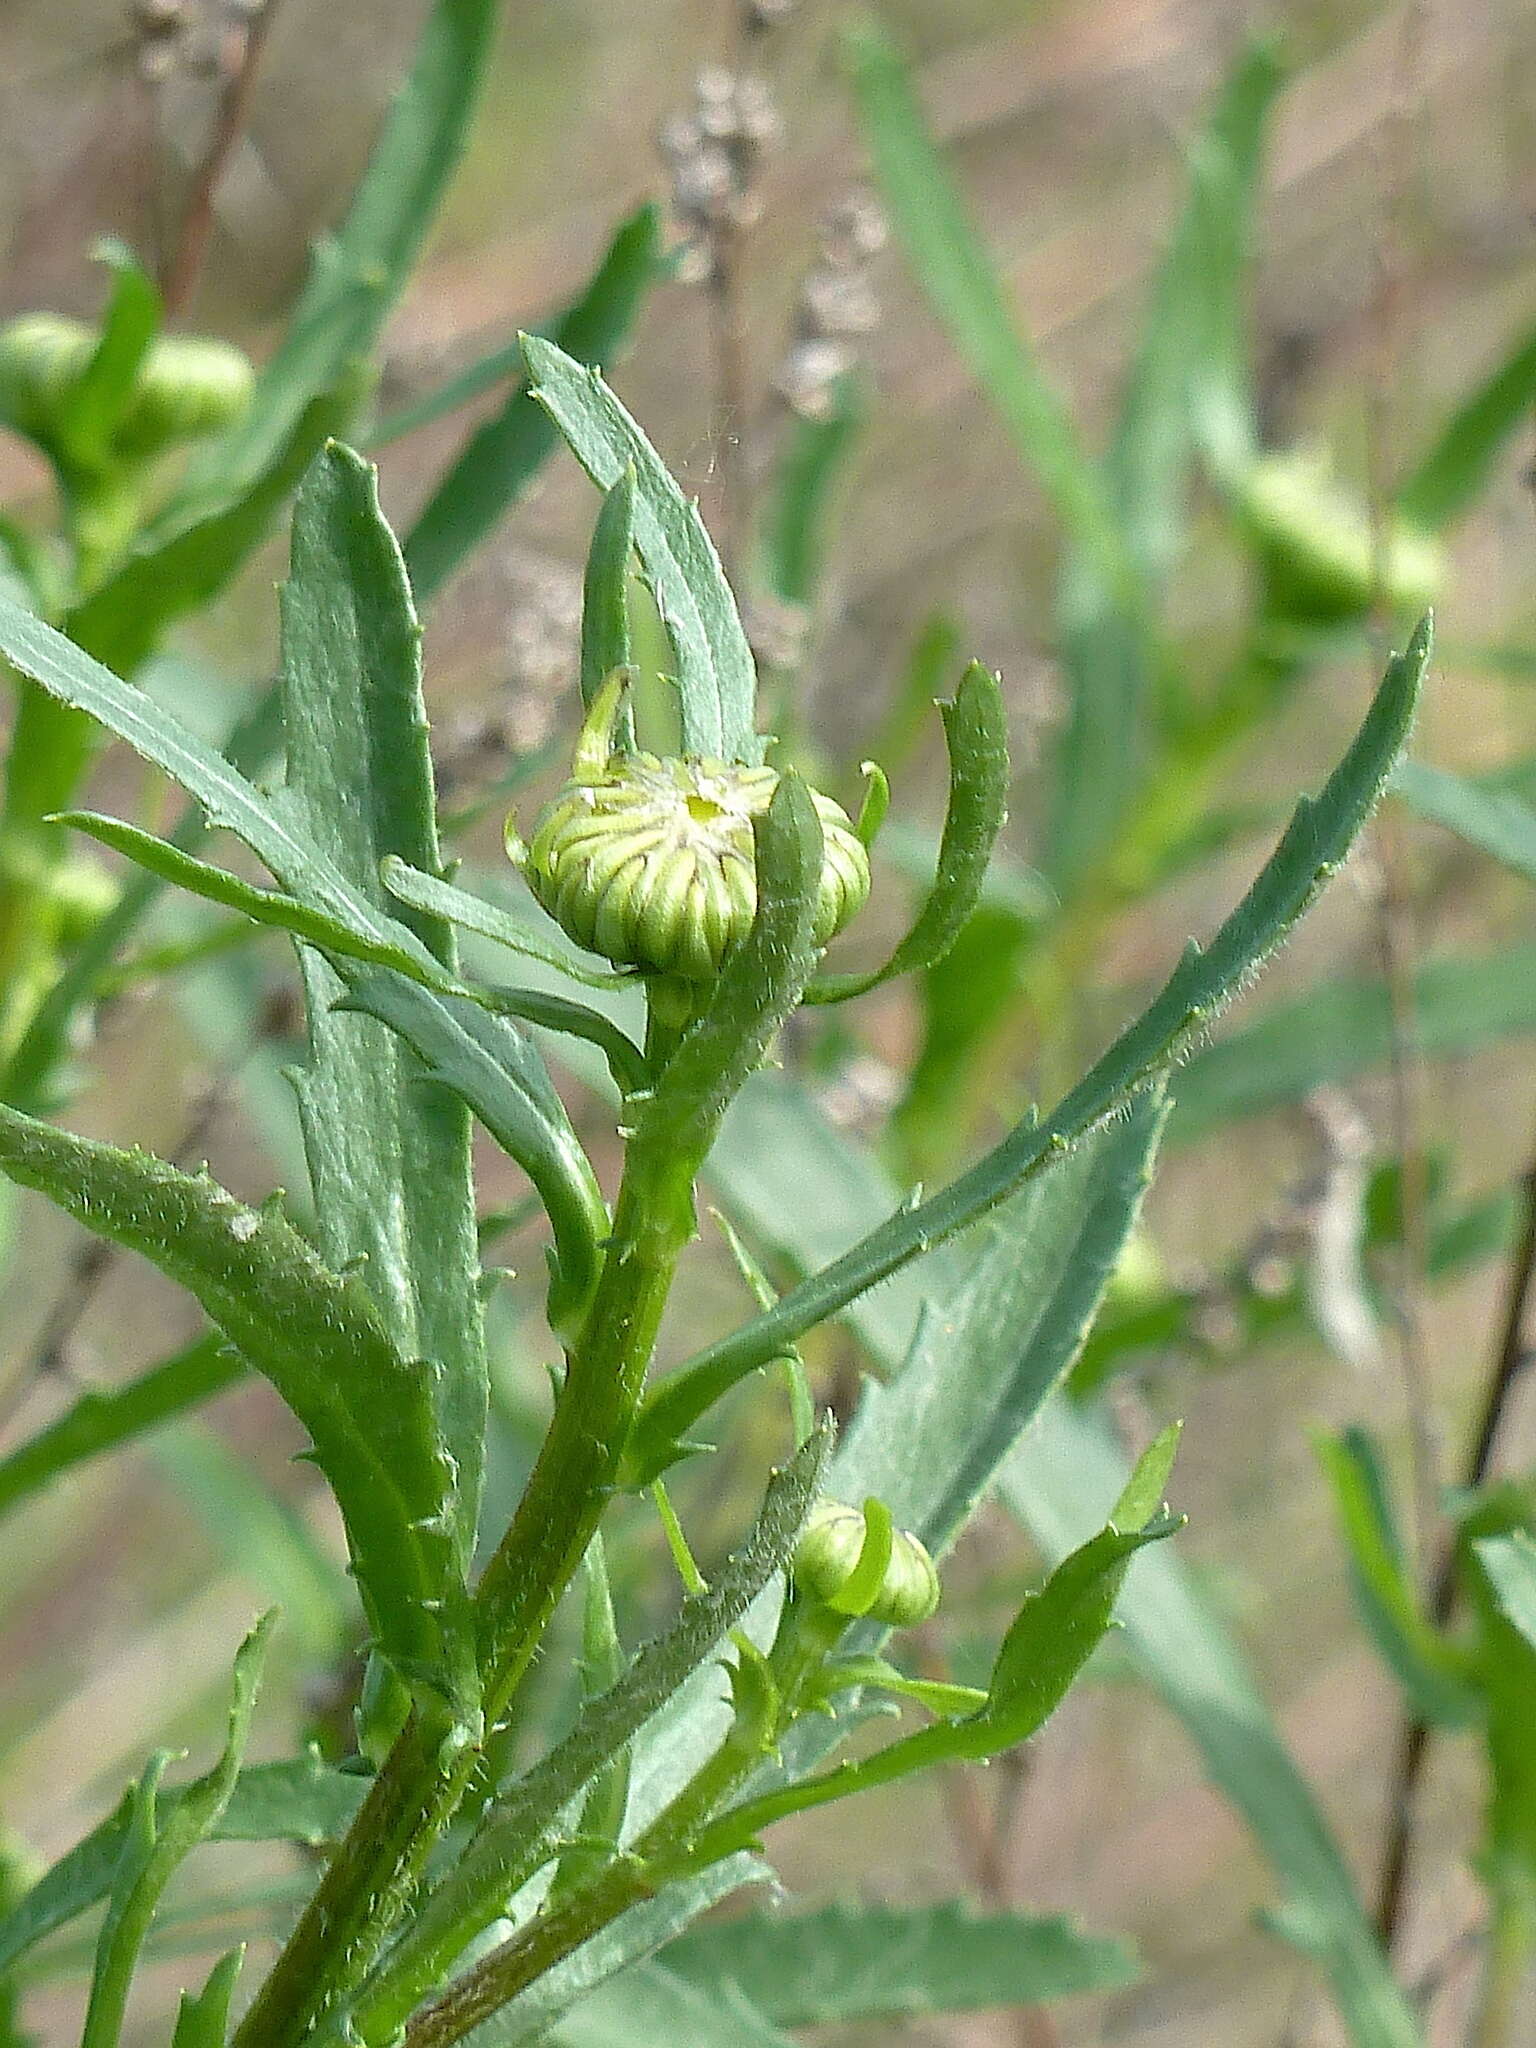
[512,675,869,981]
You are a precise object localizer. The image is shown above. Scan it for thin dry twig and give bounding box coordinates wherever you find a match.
[159,0,283,317]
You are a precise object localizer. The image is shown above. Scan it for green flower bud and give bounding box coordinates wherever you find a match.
[0,314,97,445]
[0,314,253,467]
[512,675,870,981]
[1237,448,1440,624]
[793,1498,941,1629]
[115,334,255,461]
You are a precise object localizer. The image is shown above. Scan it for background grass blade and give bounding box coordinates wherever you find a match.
[0,1334,242,1524]
[1393,758,1536,884]
[177,0,506,505]
[845,20,1130,602]
[1396,316,1536,530]
[404,207,660,605]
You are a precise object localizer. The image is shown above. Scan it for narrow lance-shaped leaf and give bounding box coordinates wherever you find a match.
[0,1099,476,1715]
[522,334,760,763]
[758,372,864,610]
[81,1617,271,2048]
[382,857,636,990]
[653,1901,1138,2029]
[1397,316,1536,530]
[405,208,661,605]
[57,240,162,472]
[581,467,637,750]
[1316,1427,1478,1727]
[639,620,1429,1450]
[808,661,1009,1001]
[276,444,487,1565]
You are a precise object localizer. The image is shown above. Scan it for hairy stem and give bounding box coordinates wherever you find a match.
[234,1106,703,2048]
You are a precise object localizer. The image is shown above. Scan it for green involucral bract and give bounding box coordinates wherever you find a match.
[793,1499,942,1628]
[512,676,870,981]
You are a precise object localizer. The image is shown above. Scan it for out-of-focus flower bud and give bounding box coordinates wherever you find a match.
[1237,448,1440,624]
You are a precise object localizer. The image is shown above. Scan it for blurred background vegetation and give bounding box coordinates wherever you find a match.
[1,2,1535,2043]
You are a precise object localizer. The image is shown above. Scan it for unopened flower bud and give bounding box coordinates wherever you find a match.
[793,1499,940,1628]
[0,313,252,468]
[513,675,869,981]
[1237,448,1440,624]
[111,334,255,460]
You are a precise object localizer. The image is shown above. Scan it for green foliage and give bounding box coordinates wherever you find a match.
[808,660,1009,1001]
[81,1618,270,2048]
[404,208,660,604]
[1393,759,1536,885]
[522,337,760,762]
[0,1098,474,1714]
[646,1901,1140,2029]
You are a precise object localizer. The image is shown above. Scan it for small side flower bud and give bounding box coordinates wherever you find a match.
[793,1498,940,1628]
[111,334,255,461]
[512,674,870,980]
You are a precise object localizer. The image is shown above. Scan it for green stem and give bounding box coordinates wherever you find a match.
[0,682,99,1063]
[234,1086,704,2048]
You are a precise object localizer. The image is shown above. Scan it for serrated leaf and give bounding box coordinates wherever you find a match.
[276,442,487,1565]
[176,0,503,506]
[638,622,1427,1449]
[0,1758,365,1978]
[1316,1428,1478,1727]
[693,1086,1420,2048]
[81,1617,271,2048]
[657,1899,1138,2024]
[404,208,660,605]
[1393,758,1536,885]
[808,661,1009,1002]
[521,335,759,763]
[0,1332,242,1524]
[0,1099,473,1713]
